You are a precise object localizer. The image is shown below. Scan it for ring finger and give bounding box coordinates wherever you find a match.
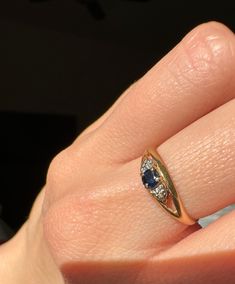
[126,97,235,247]
[44,98,235,268]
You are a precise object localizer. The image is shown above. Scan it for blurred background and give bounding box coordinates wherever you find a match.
[0,0,234,237]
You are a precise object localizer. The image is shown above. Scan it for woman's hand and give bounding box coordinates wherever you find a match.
[1,22,235,284]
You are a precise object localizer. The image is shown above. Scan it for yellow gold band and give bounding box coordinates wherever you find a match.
[141,148,196,225]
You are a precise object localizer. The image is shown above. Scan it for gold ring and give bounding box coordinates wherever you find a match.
[140,149,196,225]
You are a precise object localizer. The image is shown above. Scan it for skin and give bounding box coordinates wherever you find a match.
[1,21,235,284]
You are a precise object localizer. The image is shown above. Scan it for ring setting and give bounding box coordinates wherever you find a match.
[141,158,169,203]
[141,149,196,225]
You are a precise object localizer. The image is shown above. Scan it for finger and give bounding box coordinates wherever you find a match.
[83,22,235,163]
[159,209,235,258]
[43,99,235,270]
[62,248,235,284]
[149,210,235,284]
[61,211,235,284]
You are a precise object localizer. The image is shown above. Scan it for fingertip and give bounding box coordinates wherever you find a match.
[181,21,235,74]
[184,21,234,45]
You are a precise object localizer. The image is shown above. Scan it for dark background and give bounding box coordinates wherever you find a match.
[0,0,234,232]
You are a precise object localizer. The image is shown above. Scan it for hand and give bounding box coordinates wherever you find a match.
[1,22,235,284]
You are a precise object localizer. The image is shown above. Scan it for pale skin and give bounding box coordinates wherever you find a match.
[1,21,235,284]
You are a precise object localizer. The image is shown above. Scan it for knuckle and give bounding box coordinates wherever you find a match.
[44,133,101,210]
[45,147,76,205]
[46,148,70,186]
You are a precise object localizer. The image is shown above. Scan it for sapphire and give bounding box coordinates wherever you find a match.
[142,169,159,189]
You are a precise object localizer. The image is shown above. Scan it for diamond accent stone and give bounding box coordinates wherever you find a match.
[140,158,153,173]
[150,184,168,203]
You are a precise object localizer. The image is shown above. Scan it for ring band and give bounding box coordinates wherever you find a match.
[140,149,196,225]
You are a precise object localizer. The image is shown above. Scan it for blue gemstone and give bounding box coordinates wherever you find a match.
[142,169,159,189]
